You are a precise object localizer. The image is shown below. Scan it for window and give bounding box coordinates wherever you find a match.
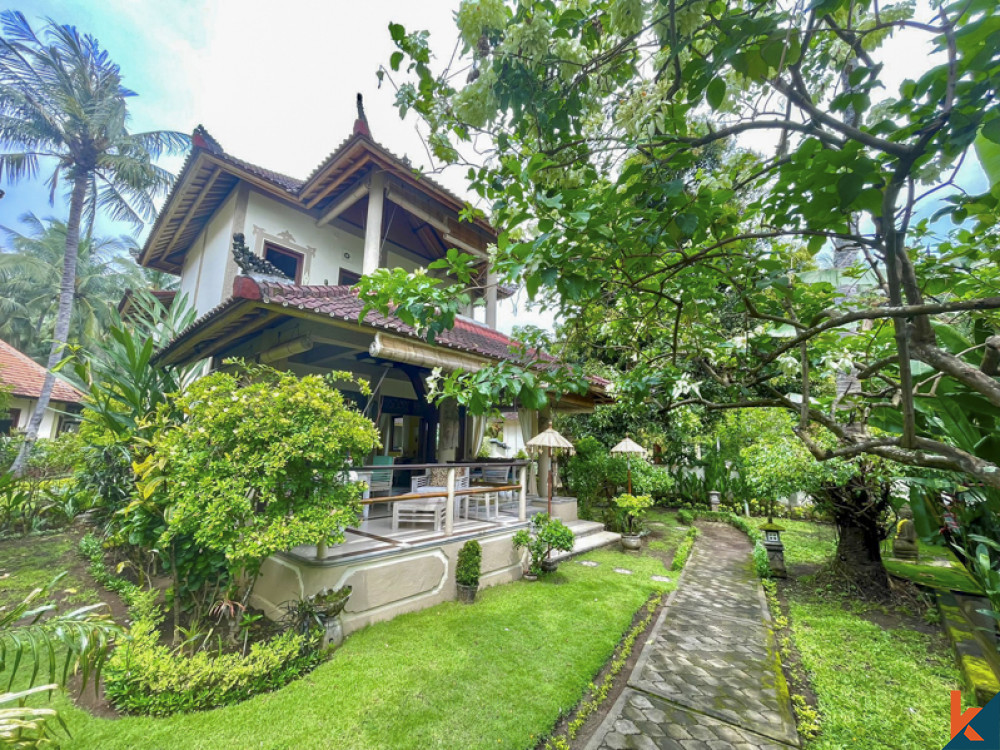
[263,243,304,283]
[57,415,81,435]
[338,268,361,286]
[2,408,20,435]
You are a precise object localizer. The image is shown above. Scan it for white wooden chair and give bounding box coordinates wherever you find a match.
[482,465,515,515]
[368,456,394,497]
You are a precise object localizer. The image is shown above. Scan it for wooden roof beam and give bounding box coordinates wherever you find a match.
[316,177,370,227]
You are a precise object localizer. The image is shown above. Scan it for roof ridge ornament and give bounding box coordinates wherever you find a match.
[232,233,293,283]
[354,93,371,137]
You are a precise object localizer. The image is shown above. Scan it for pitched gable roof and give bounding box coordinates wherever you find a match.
[0,339,84,404]
[140,122,495,274]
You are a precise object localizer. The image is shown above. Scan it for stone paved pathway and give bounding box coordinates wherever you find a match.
[584,523,799,750]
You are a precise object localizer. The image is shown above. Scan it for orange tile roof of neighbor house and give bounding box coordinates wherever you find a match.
[0,339,84,404]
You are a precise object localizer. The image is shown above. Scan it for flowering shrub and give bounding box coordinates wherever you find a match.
[137,363,379,578]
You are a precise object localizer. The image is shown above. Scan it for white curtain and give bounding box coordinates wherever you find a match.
[468,414,487,458]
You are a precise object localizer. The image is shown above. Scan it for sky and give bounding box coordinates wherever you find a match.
[0,0,989,335]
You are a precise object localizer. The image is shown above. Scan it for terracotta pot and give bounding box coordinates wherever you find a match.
[456,583,478,603]
[621,534,642,551]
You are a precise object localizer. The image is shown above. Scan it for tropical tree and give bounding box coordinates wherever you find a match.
[0,11,187,474]
[369,1,1000,489]
[0,214,156,360]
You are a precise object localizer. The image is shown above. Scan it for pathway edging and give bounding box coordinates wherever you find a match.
[583,523,800,750]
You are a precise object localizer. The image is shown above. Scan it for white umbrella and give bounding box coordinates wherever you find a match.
[611,436,647,495]
[526,428,576,516]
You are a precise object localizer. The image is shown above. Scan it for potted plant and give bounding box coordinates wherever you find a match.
[614,493,654,550]
[456,539,482,603]
[513,513,575,578]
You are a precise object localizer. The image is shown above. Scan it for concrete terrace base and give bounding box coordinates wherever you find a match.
[251,524,529,636]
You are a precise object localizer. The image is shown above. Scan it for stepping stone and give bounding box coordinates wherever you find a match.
[579,560,600,567]
[651,575,672,582]
[614,567,634,575]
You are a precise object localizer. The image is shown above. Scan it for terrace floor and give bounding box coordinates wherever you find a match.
[287,499,536,563]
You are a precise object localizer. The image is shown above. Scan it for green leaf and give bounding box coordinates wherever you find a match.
[982,117,1000,146]
[706,78,726,110]
[390,51,404,71]
[836,172,864,207]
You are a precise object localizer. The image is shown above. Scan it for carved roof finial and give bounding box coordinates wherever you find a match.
[354,93,371,137]
[232,233,292,281]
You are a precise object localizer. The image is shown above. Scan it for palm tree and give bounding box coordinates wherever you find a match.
[0,214,158,360]
[0,12,188,475]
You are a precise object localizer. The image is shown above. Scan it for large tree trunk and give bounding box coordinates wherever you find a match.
[827,479,891,597]
[10,173,88,477]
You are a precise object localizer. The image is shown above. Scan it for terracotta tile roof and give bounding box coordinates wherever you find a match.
[0,339,84,404]
[253,280,538,363]
[158,276,609,393]
[192,125,304,192]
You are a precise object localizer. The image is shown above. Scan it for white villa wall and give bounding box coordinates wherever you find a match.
[175,183,480,320]
[8,396,70,439]
[179,191,238,317]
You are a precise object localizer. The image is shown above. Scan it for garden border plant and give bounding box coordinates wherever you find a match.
[79,533,324,717]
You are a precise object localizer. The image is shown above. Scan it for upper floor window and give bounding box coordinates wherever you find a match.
[264,242,304,283]
[338,268,361,286]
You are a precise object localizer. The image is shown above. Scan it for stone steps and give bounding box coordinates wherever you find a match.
[551,525,620,562]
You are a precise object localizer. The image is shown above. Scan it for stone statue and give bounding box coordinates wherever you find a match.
[892,504,919,561]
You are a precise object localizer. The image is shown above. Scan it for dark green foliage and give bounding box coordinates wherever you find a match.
[564,437,674,520]
[676,509,694,526]
[103,593,322,716]
[670,527,699,572]
[456,540,482,587]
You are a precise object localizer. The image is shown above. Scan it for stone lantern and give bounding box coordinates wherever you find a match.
[760,522,787,578]
[709,490,721,512]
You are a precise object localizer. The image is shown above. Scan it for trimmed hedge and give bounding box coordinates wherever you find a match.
[81,533,323,716]
[104,593,321,716]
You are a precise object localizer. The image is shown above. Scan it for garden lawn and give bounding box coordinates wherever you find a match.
[775,519,964,749]
[755,518,836,566]
[790,598,961,749]
[50,548,673,750]
[0,530,100,609]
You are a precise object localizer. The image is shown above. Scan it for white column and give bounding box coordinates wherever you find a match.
[445,467,456,536]
[363,171,386,275]
[518,465,527,522]
[485,268,498,328]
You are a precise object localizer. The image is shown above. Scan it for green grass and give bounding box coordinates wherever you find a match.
[771,518,965,749]
[0,530,98,609]
[756,518,837,566]
[790,597,962,750]
[32,547,675,750]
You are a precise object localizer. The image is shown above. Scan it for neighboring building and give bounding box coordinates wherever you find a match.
[136,102,613,632]
[0,338,83,438]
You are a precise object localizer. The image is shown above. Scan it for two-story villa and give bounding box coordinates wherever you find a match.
[137,100,613,631]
